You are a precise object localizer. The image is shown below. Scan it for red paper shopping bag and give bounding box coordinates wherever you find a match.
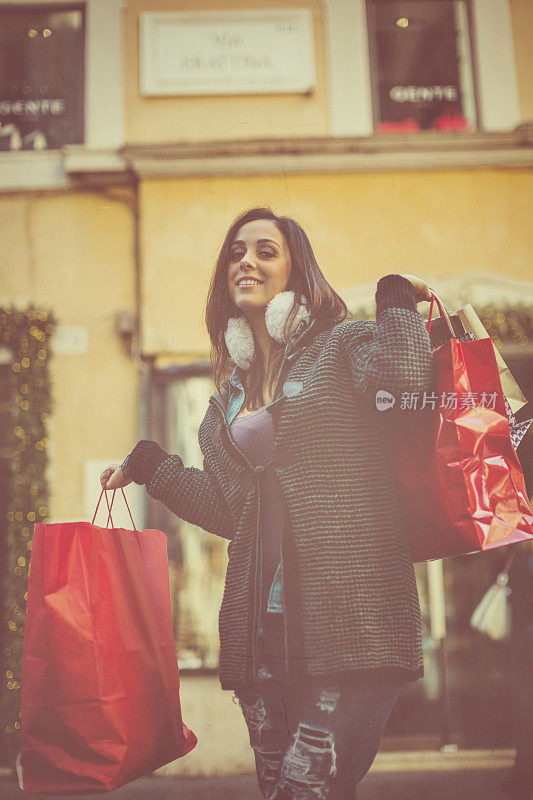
[17,488,197,794]
[396,293,533,562]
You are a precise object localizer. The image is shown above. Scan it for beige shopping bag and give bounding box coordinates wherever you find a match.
[456,303,527,415]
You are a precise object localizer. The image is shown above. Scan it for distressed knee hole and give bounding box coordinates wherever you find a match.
[280,721,337,796]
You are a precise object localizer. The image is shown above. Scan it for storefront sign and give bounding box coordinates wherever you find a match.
[0,7,84,150]
[389,85,458,103]
[140,9,315,95]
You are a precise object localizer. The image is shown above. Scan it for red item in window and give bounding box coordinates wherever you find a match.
[377,118,421,132]
[396,293,533,563]
[433,111,470,131]
[17,488,197,794]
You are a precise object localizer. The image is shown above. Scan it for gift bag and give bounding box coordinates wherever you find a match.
[17,488,197,795]
[427,301,529,418]
[396,292,533,562]
[428,303,532,452]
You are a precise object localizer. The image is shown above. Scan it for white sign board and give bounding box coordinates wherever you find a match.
[49,326,89,355]
[140,9,316,95]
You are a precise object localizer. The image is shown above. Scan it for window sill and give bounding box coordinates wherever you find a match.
[122,126,533,178]
[0,147,129,193]
[0,127,532,192]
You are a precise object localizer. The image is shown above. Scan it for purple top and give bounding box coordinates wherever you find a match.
[230,406,284,618]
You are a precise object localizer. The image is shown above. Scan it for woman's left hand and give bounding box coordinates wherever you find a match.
[100,464,132,491]
[400,273,432,303]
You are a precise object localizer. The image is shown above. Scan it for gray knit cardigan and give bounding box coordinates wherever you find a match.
[124,274,434,690]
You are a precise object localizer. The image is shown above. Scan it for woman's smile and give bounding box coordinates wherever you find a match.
[236,277,264,288]
[227,219,291,316]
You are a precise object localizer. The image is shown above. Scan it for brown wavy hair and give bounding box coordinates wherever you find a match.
[205,207,349,410]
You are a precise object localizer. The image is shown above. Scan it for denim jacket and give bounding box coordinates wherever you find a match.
[225,366,284,614]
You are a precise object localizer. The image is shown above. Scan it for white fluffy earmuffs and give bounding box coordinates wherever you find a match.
[224,290,310,369]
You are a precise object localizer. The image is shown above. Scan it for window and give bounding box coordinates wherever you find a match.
[0,5,84,151]
[366,0,477,133]
[152,368,227,671]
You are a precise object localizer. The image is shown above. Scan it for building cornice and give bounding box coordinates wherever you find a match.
[119,126,533,178]
[1,126,532,193]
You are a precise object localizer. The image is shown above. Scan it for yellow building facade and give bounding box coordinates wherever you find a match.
[1,0,532,775]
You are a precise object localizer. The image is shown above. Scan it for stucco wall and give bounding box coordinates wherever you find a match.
[140,168,533,358]
[0,188,139,523]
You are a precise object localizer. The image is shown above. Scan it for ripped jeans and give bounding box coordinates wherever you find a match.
[234,613,406,800]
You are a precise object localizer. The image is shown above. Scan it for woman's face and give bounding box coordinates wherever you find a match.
[226,219,292,317]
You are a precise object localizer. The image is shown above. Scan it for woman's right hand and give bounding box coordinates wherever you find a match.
[100,464,133,491]
[399,273,432,303]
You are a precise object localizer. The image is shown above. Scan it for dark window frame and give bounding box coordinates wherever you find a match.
[0,2,86,151]
[366,0,482,134]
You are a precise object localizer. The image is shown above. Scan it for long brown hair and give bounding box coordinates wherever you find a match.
[205,207,349,410]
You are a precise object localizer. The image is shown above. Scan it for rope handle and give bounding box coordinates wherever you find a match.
[426,290,456,337]
[92,485,138,531]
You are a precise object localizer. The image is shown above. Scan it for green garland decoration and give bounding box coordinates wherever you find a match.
[0,304,55,770]
[353,301,533,347]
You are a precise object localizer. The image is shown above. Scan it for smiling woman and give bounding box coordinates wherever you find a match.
[206,207,349,413]
[101,206,434,799]
[228,220,292,308]
[225,218,294,409]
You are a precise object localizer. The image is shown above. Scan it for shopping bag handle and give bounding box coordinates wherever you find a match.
[92,486,138,531]
[426,290,456,337]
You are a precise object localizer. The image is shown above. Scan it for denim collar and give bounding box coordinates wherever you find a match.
[229,366,244,388]
[226,367,246,424]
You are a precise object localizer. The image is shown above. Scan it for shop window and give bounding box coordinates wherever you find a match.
[367,0,477,133]
[0,5,84,151]
[152,369,226,671]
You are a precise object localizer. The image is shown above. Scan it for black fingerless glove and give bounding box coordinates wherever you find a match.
[121,440,169,486]
[376,274,417,317]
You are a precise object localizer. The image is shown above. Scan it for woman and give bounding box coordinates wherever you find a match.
[101,207,433,799]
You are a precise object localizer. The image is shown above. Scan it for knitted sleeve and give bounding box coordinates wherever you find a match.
[121,440,234,540]
[341,273,433,403]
